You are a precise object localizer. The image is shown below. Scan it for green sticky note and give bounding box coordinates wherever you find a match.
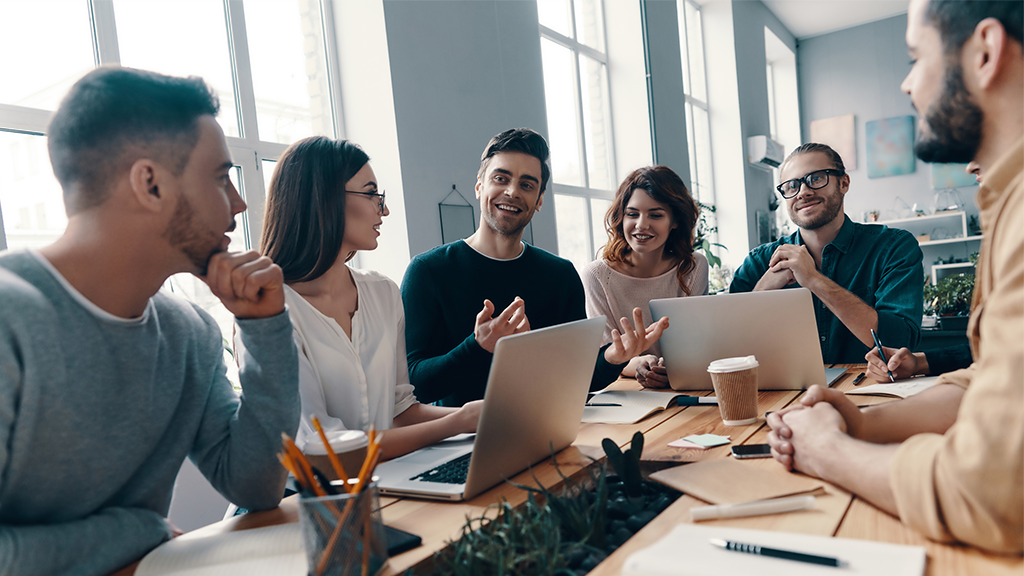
[682,434,731,448]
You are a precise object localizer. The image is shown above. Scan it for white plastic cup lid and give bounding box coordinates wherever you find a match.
[707,355,759,373]
[303,429,369,455]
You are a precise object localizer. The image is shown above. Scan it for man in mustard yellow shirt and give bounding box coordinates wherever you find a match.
[767,0,1023,554]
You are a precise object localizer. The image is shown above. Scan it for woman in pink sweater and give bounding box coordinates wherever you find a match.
[582,166,708,388]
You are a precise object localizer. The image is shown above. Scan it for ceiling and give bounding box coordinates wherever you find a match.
[760,0,909,40]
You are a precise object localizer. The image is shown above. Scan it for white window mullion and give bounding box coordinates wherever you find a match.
[571,53,589,189]
[318,0,345,139]
[89,0,120,65]
[224,0,259,145]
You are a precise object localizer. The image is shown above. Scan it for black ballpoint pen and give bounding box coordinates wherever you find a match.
[870,328,896,382]
[852,372,866,385]
[710,538,849,568]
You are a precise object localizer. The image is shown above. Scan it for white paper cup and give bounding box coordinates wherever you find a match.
[303,430,369,482]
[707,356,759,426]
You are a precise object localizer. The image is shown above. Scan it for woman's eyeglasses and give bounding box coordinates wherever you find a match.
[345,190,386,213]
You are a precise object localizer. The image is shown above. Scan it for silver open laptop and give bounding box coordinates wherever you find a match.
[375,317,605,501]
[650,288,845,391]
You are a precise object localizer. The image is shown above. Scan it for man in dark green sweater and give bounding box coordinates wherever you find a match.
[401,128,666,406]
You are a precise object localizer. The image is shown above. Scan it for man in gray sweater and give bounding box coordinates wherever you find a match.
[0,67,299,575]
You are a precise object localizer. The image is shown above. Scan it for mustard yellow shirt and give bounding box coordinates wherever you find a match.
[890,138,1024,554]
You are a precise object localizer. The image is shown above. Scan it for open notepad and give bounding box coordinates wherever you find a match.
[623,523,926,576]
[135,524,306,576]
[581,390,695,424]
[845,376,939,399]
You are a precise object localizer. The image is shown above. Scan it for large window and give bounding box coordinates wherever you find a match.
[0,0,339,359]
[678,0,714,206]
[539,0,615,272]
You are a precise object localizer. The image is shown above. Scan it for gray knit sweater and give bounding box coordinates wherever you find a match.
[0,250,299,575]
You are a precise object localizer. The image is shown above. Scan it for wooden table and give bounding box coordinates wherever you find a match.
[118,366,1024,575]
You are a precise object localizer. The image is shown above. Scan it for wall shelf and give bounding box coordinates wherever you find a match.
[931,262,976,284]
[874,211,980,284]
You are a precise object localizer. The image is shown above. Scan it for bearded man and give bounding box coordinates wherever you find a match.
[729,142,924,363]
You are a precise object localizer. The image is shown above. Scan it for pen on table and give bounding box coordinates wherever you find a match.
[870,328,896,382]
[586,402,621,407]
[691,495,815,521]
[710,538,848,568]
[851,372,866,385]
[677,396,719,406]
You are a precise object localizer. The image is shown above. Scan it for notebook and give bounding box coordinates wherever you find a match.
[136,524,305,576]
[375,317,604,501]
[845,376,939,399]
[648,458,826,505]
[650,289,837,390]
[581,390,692,424]
[623,523,926,576]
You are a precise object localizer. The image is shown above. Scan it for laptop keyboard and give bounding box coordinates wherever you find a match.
[410,452,472,484]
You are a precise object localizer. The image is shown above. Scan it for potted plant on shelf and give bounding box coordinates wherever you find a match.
[924,273,975,331]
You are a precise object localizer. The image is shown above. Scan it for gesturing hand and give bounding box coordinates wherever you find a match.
[603,308,669,366]
[474,297,530,353]
[200,250,285,320]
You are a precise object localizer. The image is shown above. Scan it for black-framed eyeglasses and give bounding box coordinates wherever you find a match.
[345,189,386,213]
[776,169,844,199]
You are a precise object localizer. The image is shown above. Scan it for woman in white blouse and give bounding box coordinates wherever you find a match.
[581,166,709,388]
[257,137,481,460]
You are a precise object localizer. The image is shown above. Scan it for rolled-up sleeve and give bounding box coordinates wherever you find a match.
[889,183,1023,554]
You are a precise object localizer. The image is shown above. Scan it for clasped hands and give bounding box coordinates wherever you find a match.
[473,300,669,362]
[755,244,820,291]
[766,385,863,478]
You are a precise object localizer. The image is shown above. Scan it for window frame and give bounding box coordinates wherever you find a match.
[0,0,342,253]
[540,0,617,271]
[678,0,715,208]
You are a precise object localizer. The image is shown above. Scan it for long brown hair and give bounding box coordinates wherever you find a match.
[260,136,370,283]
[601,166,700,294]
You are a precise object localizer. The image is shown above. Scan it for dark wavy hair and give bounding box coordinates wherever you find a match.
[601,166,700,294]
[260,136,370,283]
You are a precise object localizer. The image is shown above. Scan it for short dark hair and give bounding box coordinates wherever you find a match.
[260,136,370,283]
[47,66,220,214]
[477,128,551,193]
[602,166,701,294]
[782,143,847,173]
[925,0,1023,56]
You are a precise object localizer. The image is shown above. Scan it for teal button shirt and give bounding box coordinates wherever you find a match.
[730,215,924,363]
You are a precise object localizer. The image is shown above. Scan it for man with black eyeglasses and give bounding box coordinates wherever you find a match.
[729,143,924,363]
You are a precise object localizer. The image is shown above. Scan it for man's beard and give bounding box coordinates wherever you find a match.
[789,187,844,231]
[164,195,225,276]
[915,64,983,164]
[483,203,533,238]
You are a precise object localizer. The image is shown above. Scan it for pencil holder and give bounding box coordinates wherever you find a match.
[298,482,387,576]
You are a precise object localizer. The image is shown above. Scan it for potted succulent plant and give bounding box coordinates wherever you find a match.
[924,273,975,331]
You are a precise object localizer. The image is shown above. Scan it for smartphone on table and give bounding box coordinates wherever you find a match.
[730,444,772,459]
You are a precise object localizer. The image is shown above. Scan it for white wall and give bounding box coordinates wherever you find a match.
[701,0,797,272]
[381,0,556,267]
